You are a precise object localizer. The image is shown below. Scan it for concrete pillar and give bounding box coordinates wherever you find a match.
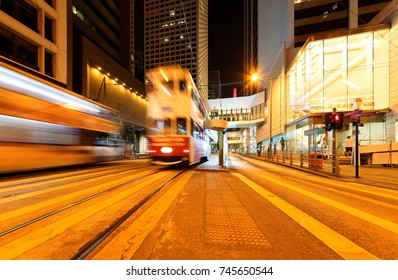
[218,131,224,166]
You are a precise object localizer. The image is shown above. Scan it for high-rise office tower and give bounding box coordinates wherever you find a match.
[144,0,208,100]
[70,0,147,143]
[70,0,140,93]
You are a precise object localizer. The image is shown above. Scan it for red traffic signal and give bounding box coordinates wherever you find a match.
[330,113,344,130]
[325,112,344,131]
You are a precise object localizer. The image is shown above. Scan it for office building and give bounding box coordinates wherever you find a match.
[144,0,209,100]
[70,0,147,152]
[0,0,67,85]
[252,0,398,164]
[0,0,148,153]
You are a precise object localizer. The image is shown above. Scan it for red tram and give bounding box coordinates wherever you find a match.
[146,66,211,166]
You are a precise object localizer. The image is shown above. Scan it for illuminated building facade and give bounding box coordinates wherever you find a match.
[255,0,398,160]
[144,0,209,100]
[286,25,390,152]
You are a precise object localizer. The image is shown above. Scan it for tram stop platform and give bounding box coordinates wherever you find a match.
[196,154,229,171]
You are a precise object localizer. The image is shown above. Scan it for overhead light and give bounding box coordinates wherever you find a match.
[342,80,361,90]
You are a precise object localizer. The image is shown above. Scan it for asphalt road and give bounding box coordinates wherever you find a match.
[0,156,397,260]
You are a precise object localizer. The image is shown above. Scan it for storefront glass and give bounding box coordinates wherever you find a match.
[287,27,390,123]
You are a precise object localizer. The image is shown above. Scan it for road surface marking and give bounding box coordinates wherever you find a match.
[0,172,169,259]
[289,176,398,200]
[92,171,194,260]
[259,174,398,235]
[0,169,146,204]
[0,170,155,222]
[232,172,379,260]
[290,177,398,210]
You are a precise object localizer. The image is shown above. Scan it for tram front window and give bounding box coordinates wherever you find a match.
[149,118,171,135]
[177,118,187,135]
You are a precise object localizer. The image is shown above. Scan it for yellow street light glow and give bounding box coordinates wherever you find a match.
[251,73,259,82]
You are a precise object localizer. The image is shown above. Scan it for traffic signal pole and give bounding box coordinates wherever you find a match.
[354,121,359,178]
[332,128,340,176]
[327,108,342,176]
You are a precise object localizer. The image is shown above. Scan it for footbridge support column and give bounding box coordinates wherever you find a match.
[204,119,228,166]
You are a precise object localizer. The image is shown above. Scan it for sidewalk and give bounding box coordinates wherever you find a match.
[198,154,398,190]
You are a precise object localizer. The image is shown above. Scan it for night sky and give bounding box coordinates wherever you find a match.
[209,1,244,97]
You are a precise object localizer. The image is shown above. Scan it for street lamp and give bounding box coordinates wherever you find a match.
[250,73,259,82]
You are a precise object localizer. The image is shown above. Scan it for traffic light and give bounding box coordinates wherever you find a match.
[331,112,344,130]
[325,113,333,131]
[324,112,344,131]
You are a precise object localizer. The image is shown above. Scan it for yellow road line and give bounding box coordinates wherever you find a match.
[0,170,155,222]
[0,169,118,190]
[0,172,169,259]
[289,175,398,200]
[92,171,194,260]
[291,177,398,210]
[0,169,139,203]
[259,174,398,235]
[233,172,379,260]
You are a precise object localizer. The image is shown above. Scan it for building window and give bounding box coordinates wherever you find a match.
[45,16,54,42]
[17,42,37,70]
[44,0,54,8]
[1,0,38,33]
[45,51,53,77]
[0,32,13,55]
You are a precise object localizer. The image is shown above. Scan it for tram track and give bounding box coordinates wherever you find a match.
[0,165,191,260]
[0,161,151,194]
[0,166,167,238]
[71,168,188,260]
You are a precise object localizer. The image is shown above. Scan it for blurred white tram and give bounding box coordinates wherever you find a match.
[146,66,211,166]
[0,60,123,173]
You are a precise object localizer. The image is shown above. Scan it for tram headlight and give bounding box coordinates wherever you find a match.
[161,147,173,153]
